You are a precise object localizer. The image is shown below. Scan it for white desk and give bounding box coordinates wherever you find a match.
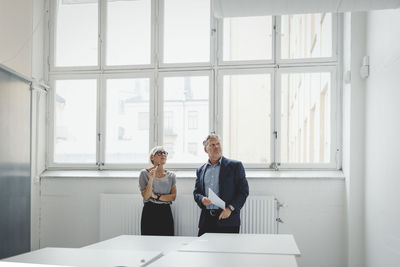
[180,233,301,255]
[84,235,196,254]
[147,251,298,267]
[0,262,63,267]
[3,247,162,267]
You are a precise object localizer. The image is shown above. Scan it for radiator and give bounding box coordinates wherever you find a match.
[99,194,277,241]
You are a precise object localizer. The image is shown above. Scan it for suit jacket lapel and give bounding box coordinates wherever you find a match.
[218,156,226,199]
[200,164,207,194]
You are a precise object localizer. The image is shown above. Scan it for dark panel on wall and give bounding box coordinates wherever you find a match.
[0,68,31,259]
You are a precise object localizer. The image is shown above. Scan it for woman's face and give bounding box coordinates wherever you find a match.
[151,150,168,166]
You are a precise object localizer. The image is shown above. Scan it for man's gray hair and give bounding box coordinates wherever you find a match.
[202,133,221,147]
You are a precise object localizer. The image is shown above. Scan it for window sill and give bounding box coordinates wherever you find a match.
[40,170,345,180]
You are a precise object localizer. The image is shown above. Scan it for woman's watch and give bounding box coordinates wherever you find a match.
[156,193,161,200]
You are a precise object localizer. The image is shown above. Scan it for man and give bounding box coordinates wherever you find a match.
[193,133,249,236]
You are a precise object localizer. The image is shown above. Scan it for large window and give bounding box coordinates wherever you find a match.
[49,0,339,169]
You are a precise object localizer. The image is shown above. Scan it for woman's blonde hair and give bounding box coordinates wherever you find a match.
[149,146,165,164]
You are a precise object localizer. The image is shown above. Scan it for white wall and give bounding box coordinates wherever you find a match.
[364,9,400,267]
[0,0,33,76]
[39,174,345,267]
[342,12,367,267]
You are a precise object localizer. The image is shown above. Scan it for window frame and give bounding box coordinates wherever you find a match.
[275,13,338,65]
[49,0,101,72]
[217,16,276,67]
[158,0,215,68]
[101,0,156,70]
[275,65,339,169]
[217,68,275,169]
[157,70,214,169]
[100,72,156,169]
[47,0,341,170]
[47,74,101,169]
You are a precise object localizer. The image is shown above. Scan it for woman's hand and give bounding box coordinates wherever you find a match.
[149,163,160,179]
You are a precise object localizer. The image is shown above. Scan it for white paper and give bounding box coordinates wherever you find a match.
[208,188,225,210]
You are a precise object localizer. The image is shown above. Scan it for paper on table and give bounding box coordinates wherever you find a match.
[208,188,225,210]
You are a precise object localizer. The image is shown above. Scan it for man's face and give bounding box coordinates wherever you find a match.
[204,137,222,160]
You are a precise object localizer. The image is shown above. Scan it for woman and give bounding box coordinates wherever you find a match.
[139,146,177,236]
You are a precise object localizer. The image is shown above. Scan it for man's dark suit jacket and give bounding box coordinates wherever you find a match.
[193,156,249,228]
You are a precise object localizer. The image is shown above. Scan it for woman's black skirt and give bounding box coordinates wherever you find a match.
[140,201,174,236]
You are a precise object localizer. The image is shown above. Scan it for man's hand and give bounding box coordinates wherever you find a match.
[201,197,212,206]
[219,207,232,220]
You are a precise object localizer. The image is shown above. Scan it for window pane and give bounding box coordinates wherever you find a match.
[163,76,209,163]
[163,0,210,64]
[55,0,98,67]
[223,74,271,164]
[106,0,151,66]
[223,16,272,61]
[281,13,332,59]
[54,79,97,163]
[280,72,331,163]
[106,78,150,163]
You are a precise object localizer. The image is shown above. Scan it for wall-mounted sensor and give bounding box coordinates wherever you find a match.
[360,56,369,79]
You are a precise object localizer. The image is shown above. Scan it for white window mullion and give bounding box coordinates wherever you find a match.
[99,0,106,69]
[272,15,280,168]
[211,69,217,135]
[153,0,160,149]
[49,0,56,73]
[330,69,340,169]
[216,69,223,140]
[274,15,280,64]
[157,0,165,67]
[210,2,217,68]
[273,67,280,168]
[151,71,159,149]
[47,77,56,167]
[156,72,163,147]
[98,75,105,169]
[332,13,339,60]
[98,0,106,169]
[216,16,223,66]
[152,0,159,68]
